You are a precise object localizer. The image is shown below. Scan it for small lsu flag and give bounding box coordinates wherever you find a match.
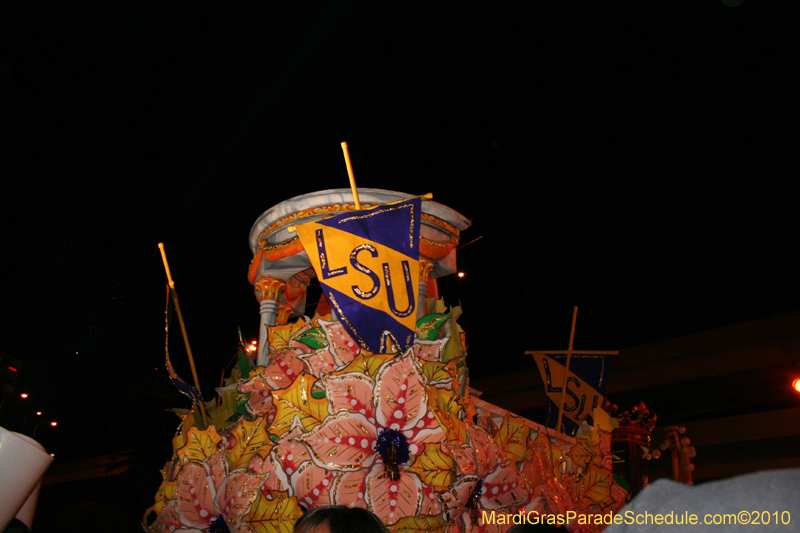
[532,353,609,436]
[294,197,421,354]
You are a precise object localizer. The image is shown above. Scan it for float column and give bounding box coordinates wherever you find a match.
[417,258,435,319]
[254,276,285,366]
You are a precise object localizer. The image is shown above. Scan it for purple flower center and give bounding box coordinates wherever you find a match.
[208,515,231,533]
[374,427,411,465]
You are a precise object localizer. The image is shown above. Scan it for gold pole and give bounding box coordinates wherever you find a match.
[340,142,361,209]
[556,306,578,433]
[158,243,209,427]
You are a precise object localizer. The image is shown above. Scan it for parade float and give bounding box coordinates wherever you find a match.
[143,146,643,533]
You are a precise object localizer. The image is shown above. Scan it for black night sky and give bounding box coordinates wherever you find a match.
[1,2,798,462]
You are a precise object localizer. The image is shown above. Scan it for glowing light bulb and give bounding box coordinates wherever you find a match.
[457,272,465,278]
[793,378,800,393]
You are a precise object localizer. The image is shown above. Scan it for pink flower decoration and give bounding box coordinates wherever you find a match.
[292,462,337,510]
[479,461,526,510]
[261,348,308,390]
[158,456,262,533]
[319,319,360,367]
[412,338,448,362]
[296,352,447,523]
[330,469,370,509]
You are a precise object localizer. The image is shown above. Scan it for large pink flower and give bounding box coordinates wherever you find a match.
[150,453,263,533]
[297,352,445,522]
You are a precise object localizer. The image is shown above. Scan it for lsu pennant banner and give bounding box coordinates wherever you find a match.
[294,197,421,354]
[532,353,608,436]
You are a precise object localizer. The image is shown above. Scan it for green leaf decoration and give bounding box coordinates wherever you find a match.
[415,313,450,341]
[238,349,252,380]
[613,473,631,491]
[236,391,251,417]
[294,327,329,350]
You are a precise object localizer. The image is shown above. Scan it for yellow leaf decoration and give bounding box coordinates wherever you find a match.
[495,414,531,463]
[441,306,465,363]
[269,371,330,438]
[577,462,612,506]
[171,410,194,453]
[418,360,457,386]
[205,387,239,429]
[591,406,619,433]
[428,297,448,315]
[428,386,468,446]
[388,514,448,533]
[268,320,306,351]
[176,426,222,463]
[407,443,457,490]
[245,490,304,533]
[150,476,177,515]
[335,350,394,379]
[225,417,274,471]
[570,440,596,474]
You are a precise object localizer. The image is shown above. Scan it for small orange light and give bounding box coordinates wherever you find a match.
[793,378,800,393]
[457,272,465,278]
[36,411,42,416]
[50,421,58,427]
[20,393,28,399]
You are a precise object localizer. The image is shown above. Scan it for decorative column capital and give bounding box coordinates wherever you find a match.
[419,258,435,282]
[254,276,285,303]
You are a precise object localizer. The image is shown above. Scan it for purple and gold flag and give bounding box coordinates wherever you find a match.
[533,353,609,436]
[295,197,421,353]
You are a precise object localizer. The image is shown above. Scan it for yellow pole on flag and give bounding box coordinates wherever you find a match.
[158,243,209,427]
[527,312,618,433]
[341,142,361,209]
[556,306,579,432]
